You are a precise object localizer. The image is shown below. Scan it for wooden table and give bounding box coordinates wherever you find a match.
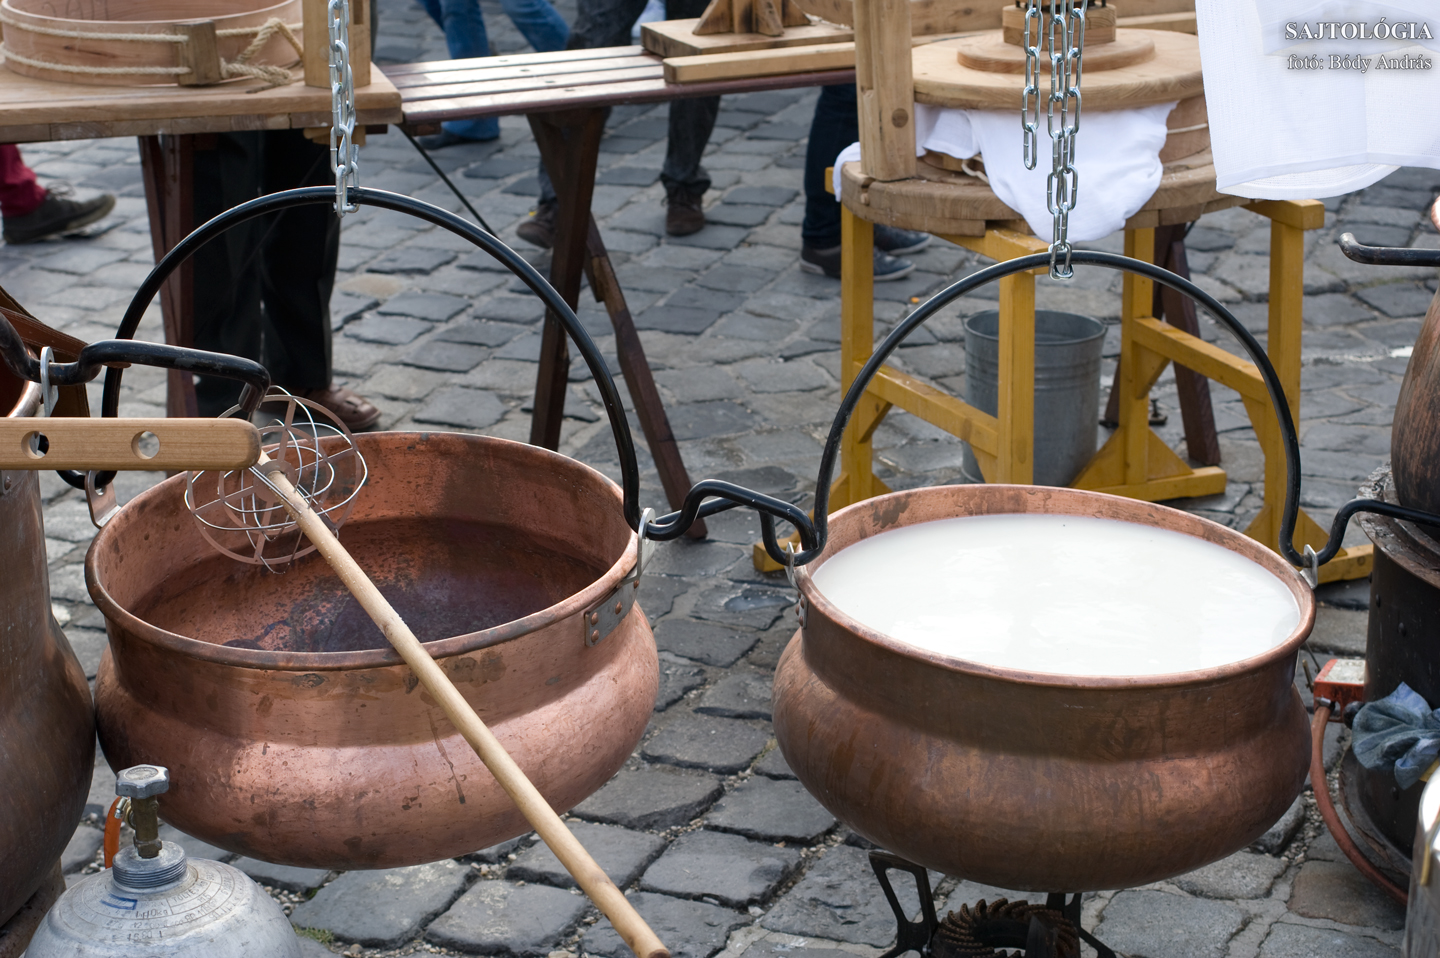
[0,62,404,418]
[396,47,856,537]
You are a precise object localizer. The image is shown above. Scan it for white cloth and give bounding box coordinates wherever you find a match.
[1196,0,1440,199]
[831,102,1175,243]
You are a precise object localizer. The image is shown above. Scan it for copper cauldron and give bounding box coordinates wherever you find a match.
[88,431,656,870]
[0,370,94,925]
[775,484,1314,893]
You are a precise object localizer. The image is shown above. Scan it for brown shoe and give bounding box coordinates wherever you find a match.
[665,188,705,237]
[298,384,382,432]
[515,199,557,249]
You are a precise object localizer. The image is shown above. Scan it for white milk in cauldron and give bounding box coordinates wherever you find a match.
[810,514,1301,677]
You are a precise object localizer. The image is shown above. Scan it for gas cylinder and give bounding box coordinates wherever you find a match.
[24,766,301,958]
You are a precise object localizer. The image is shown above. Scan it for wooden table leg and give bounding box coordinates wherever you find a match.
[529,108,707,538]
[138,134,199,419]
[583,217,706,539]
[526,109,605,450]
[1153,223,1221,466]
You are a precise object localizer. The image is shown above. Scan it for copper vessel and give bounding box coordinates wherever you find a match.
[1390,283,1440,516]
[89,432,656,870]
[0,371,94,925]
[775,485,1313,892]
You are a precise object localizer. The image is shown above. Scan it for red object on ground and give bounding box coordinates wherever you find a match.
[0,144,46,219]
[1314,657,1368,719]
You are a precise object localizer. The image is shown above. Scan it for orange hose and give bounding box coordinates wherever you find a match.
[1310,704,1409,905]
[102,797,125,868]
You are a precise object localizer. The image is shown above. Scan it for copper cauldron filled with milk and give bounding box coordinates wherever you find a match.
[775,483,1313,891]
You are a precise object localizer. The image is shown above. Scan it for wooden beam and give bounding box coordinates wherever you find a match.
[663,42,856,82]
[853,0,914,180]
[1129,317,1269,402]
[174,21,224,87]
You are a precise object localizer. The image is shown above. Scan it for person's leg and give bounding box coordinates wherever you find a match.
[801,83,856,249]
[428,0,501,141]
[191,133,266,417]
[0,145,46,220]
[656,0,719,234]
[256,130,337,395]
[498,0,569,52]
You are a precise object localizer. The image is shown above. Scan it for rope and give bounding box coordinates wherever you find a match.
[0,16,303,87]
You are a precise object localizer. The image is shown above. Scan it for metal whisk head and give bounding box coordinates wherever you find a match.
[184,389,366,568]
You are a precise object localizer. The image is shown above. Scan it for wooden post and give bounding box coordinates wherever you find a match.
[853,0,914,181]
[304,0,371,89]
[994,271,1035,484]
[174,21,223,87]
[838,204,879,504]
[1119,227,1156,486]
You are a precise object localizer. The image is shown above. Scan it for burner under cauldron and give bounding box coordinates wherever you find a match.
[869,851,1116,958]
[931,899,1078,958]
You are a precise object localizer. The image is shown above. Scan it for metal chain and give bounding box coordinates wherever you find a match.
[1023,0,1088,279]
[328,0,360,216]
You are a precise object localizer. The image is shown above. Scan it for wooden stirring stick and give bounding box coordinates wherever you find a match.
[256,453,669,958]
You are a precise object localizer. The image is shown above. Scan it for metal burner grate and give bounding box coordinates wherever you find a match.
[931,899,1078,958]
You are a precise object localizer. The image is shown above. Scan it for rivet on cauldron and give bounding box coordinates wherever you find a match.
[614,601,623,614]
[589,612,599,625]
[590,630,600,642]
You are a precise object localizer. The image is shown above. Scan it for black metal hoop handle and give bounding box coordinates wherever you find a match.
[103,185,647,531]
[655,248,1440,577]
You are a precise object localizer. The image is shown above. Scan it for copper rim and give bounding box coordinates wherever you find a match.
[795,484,1315,689]
[85,432,638,671]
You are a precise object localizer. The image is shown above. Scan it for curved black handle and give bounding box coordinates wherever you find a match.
[653,248,1440,576]
[1338,232,1440,268]
[108,185,646,532]
[0,314,271,489]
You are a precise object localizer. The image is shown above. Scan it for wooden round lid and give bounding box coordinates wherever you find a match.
[914,29,1202,112]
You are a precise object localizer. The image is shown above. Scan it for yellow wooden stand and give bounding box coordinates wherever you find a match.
[756,198,1373,585]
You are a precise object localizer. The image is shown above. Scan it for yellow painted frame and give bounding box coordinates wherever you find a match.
[756,197,1372,584]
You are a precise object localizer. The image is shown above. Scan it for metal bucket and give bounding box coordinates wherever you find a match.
[960,309,1106,487]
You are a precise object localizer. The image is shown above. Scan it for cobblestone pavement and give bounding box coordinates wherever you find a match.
[18,1,1440,955]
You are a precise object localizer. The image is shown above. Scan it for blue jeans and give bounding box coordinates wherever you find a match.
[802,83,858,249]
[419,0,570,140]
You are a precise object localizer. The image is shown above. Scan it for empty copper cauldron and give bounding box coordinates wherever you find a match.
[88,432,656,870]
[0,371,94,926]
[775,484,1313,892]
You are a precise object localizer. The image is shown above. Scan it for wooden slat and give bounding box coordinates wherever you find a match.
[0,418,260,471]
[859,362,1000,455]
[402,68,855,121]
[1129,316,1269,402]
[664,42,855,82]
[390,55,658,90]
[1245,198,1326,231]
[380,46,648,77]
[0,59,402,142]
[401,65,662,104]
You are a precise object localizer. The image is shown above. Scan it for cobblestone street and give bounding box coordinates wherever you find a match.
[14,0,1440,955]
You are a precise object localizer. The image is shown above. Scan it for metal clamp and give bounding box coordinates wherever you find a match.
[584,508,652,646]
[86,468,118,528]
[38,346,57,417]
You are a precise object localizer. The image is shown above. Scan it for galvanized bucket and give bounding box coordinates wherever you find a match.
[960,309,1106,487]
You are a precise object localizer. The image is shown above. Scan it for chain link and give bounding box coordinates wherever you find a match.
[328,0,359,216]
[1022,0,1087,279]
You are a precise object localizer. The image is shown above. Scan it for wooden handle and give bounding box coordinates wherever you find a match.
[260,456,669,958]
[0,418,260,470]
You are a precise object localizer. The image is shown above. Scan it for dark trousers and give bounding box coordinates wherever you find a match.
[538,0,718,203]
[191,130,339,416]
[0,145,45,219]
[801,83,858,249]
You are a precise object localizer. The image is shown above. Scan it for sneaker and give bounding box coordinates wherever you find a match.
[297,384,382,432]
[664,188,705,237]
[2,186,115,244]
[874,224,932,256]
[800,243,916,281]
[516,200,557,249]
